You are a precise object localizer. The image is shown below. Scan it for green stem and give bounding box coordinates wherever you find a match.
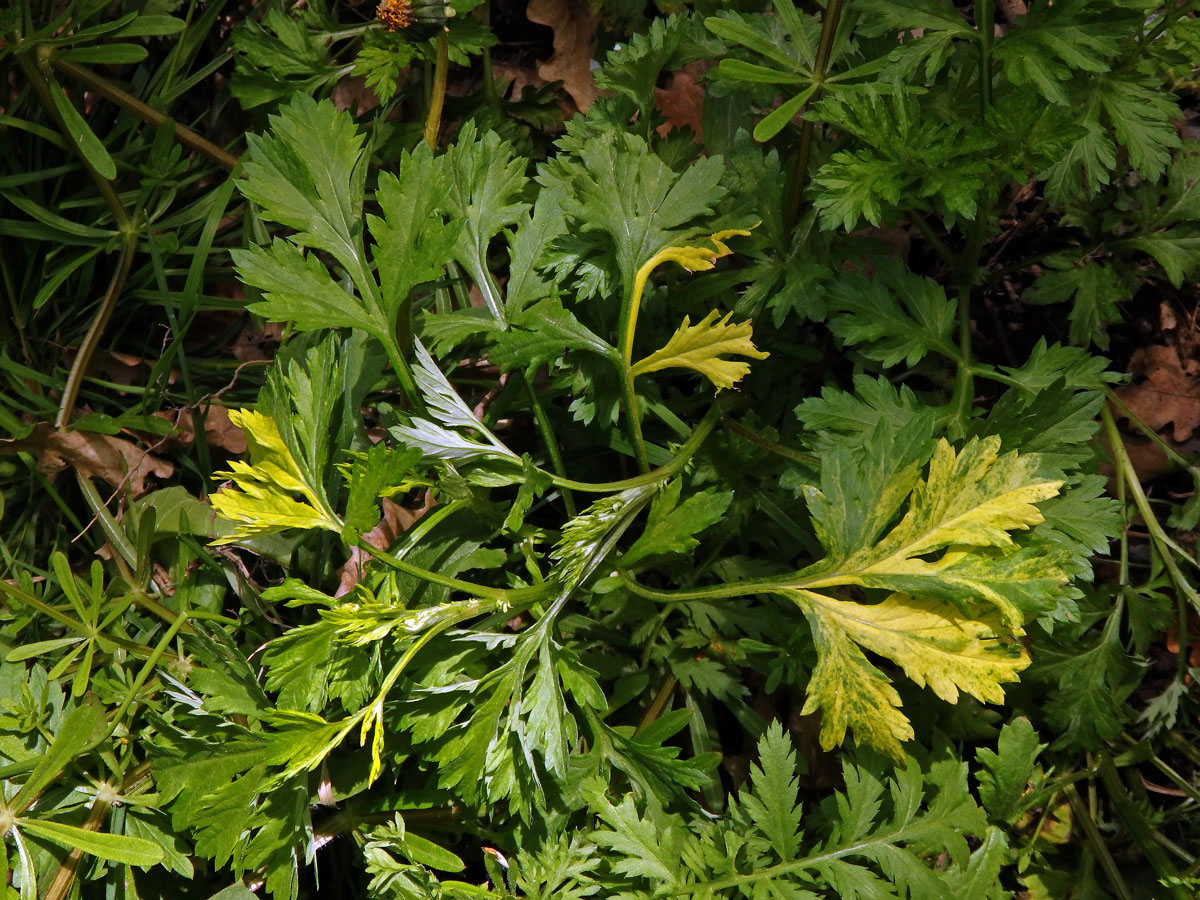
[977,0,994,114]
[634,674,677,735]
[14,52,138,429]
[382,335,422,412]
[357,538,551,605]
[424,32,449,149]
[55,240,136,427]
[1106,387,1200,473]
[1063,782,1134,900]
[620,367,651,474]
[103,602,189,740]
[549,401,723,493]
[479,3,500,109]
[948,213,988,437]
[909,210,958,270]
[51,58,239,170]
[1096,751,1191,898]
[523,378,576,516]
[1101,403,1200,615]
[722,416,817,466]
[784,0,843,230]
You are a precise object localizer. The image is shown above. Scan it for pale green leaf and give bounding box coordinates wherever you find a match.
[18,819,164,868]
[631,310,768,389]
[239,95,366,273]
[233,239,380,335]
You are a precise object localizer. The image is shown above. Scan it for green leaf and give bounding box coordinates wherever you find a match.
[753,85,818,142]
[108,14,186,37]
[975,716,1046,824]
[994,1,1127,105]
[595,14,703,122]
[505,184,569,314]
[55,43,148,63]
[996,339,1119,394]
[18,819,164,868]
[736,721,803,859]
[370,142,459,316]
[859,0,977,80]
[705,12,810,72]
[811,148,904,230]
[1127,229,1200,288]
[825,261,959,366]
[230,8,341,108]
[1044,74,1181,201]
[1022,256,1128,349]
[796,375,929,447]
[1036,595,1143,749]
[11,696,107,813]
[440,122,530,324]
[548,130,726,289]
[618,480,732,568]
[631,310,769,389]
[491,298,618,378]
[233,239,379,334]
[239,95,367,277]
[590,795,686,885]
[44,73,115,180]
[971,385,1104,473]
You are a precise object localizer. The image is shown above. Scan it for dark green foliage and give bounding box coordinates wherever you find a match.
[1,1,1198,898]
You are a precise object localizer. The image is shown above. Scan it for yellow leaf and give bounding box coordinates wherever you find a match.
[631,310,769,389]
[631,228,752,304]
[209,409,341,545]
[789,589,1029,759]
[622,229,753,369]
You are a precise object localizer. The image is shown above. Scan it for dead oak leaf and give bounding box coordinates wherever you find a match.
[335,492,437,596]
[655,63,709,142]
[526,0,598,113]
[1116,344,1200,442]
[154,405,247,455]
[1,424,174,495]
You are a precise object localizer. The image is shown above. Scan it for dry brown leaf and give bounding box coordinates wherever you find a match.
[332,74,382,116]
[1116,344,1200,442]
[654,63,708,142]
[526,0,599,113]
[490,59,546,101]
[1,424,174,495]
[154,405,248,455]
[335,492,438,596]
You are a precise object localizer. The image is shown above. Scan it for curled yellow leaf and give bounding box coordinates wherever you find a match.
[631,228,752,312]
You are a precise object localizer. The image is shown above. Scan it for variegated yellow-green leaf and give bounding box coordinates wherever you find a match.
[797,595,914,756]
[801,436,1064,630]
[631,311,769,389]
[210,409,342,545]
[789,589,1029,759]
